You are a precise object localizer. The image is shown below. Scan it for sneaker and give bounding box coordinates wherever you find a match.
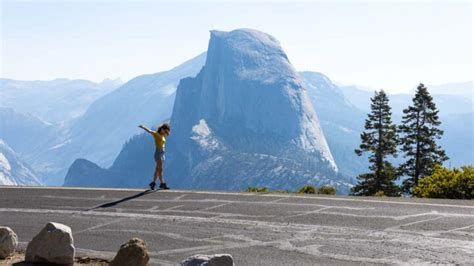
[149,181,156,190]
[159,183,170,190]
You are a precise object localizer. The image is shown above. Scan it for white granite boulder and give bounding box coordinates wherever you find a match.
[180,254,234,266]
[110,238,149,266]
[0,226,18,259]
[25,222,75,265]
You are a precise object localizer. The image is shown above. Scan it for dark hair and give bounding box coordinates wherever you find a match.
[157,123,171,133]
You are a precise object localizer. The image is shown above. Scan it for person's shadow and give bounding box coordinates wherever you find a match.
[12,258,109,265]
[83,189,160,211]
[13,262,68,265]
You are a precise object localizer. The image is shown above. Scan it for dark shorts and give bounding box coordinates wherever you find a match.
[154,150,165,162]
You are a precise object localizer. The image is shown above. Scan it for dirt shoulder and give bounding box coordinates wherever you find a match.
[0,252,110,265]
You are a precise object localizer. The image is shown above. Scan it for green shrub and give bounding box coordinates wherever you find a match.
[374,191,386,197]
[272,190,291,194]
[245,186,269,193]
[298,185,316,194]
[318,186,336,195]
[412,165,474,199]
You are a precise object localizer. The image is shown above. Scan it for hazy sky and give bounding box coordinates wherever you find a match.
[1,0,472,92]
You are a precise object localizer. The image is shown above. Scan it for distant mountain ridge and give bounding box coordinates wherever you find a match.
[339,84,473,115]
[0,107,55,156]
[424,81,473,101]
[33,53,207,185]
[0,78,123,124]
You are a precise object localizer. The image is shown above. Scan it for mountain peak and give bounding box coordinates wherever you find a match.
[191,29,334,161]
[206,29,292,84]
[210,28,282,48]
[165,29,341,191]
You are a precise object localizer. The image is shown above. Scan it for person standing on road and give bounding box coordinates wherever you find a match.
[138,123,171,190]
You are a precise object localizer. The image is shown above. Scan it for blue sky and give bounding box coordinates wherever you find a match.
[1,0,472,92]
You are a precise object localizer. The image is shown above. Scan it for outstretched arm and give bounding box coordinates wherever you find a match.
[138,124,155,135]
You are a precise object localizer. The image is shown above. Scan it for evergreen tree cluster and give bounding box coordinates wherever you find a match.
[351,83,450,197]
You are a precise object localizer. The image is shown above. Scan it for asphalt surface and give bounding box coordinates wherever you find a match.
[0,187,473,265]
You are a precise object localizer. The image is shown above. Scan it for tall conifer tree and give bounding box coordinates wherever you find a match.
[352,90,399,196]
[398,83,449,193]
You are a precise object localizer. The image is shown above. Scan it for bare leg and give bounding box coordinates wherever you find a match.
[154,160,164,184]
[152,164,159,183]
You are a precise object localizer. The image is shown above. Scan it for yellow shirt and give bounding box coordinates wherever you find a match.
[152,132,166,151]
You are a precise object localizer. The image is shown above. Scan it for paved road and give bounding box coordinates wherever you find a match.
[0,187,473,265]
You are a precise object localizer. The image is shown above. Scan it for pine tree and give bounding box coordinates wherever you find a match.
[352,90,400,196]
[398,83,449,193]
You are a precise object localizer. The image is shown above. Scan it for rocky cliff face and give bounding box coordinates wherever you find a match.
[165,29,349,192]
[300,72,366,178]
[0,139,41,186]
